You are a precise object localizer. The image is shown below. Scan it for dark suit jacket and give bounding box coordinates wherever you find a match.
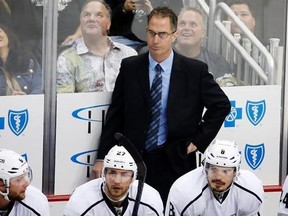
[97,51,231,175]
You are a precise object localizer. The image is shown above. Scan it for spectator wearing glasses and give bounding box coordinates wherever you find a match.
[165,140,264,216]
[64,143,163,215]
[92,6,231,204]
[0,149,49,215]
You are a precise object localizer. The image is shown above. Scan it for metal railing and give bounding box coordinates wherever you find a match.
[183,0,210,14]
[211,2,276,85]
[182,1,282,85]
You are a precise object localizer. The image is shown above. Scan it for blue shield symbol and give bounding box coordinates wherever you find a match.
[246,100,266,126]
[8,109,29,136]
[245,144,265,170]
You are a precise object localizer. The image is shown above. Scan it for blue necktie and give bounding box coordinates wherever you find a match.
[145,64,162,151]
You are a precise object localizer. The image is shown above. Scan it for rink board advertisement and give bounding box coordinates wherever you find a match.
[217,85,281,185]
[55,86,281,195]
[0,95,44,189]
[55,92,111,195]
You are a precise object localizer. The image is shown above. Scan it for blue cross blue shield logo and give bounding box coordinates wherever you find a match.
[246,100,266,126]
[224,101,242,127]
[244,143,265,170]
[8,109,29,136]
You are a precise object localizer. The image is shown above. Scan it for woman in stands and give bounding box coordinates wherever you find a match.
[0,24,42,96]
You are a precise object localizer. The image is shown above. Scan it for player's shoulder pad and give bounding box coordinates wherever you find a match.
[170,167,206,199]
[235,169,264,195]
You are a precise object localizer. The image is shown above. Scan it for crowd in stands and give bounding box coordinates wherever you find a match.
[0,0,268,96]
[0,1,286,216]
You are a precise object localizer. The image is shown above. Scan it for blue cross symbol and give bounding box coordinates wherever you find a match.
[224,101,242,127]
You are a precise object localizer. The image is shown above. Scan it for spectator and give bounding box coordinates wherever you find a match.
[227,0,265,85]
[56,0,137,93]
[227,0,255,36]
[7,0,43,62]
[151,0,183,15]
[7,0,87,62]
[0,24,42,96]
[165,139,264,216]
[92,6,231,204]
[0,149,50,215]
[175,6,238,87]
[106,0,184,51]
[105,0,153,50]
[58,0,86,46]
[0,0,11,28]
[64,143,163,215]
[279,175,288,215]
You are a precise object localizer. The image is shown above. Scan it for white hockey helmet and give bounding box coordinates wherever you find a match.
[103,145,137,180]
[0,149,32,188]
[204,139,241,173]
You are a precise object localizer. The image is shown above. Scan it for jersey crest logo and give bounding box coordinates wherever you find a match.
[8,109,29,136]
[245,143,265,170]
[246,100,266,126]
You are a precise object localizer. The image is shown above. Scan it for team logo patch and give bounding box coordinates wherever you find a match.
[245,143,265,170]
[246,100,266,126]
[8,109,29,136]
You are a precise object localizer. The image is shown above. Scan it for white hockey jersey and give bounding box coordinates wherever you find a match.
[279,175,288,215]
[165,167,264,216]
[64,179,164,216]
[7,185,50,216]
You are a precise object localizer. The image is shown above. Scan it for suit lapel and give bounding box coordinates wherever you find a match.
[167,52,182,108]
[137,53,151,104]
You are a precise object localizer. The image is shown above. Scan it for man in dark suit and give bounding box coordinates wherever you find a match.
[93,6,231,204]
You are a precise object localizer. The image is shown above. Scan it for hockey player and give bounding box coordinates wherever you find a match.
[0,149,50,215]
[64,144,164,215]
[165,139,264,216]
[279,175,288,215]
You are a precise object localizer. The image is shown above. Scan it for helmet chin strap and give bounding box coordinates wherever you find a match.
[0,188,10,201]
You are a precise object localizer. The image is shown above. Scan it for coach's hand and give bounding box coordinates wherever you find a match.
[91,161,103,179]
[187,143,197,154]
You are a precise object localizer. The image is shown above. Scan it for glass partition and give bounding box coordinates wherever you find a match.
[0,2,287,212]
